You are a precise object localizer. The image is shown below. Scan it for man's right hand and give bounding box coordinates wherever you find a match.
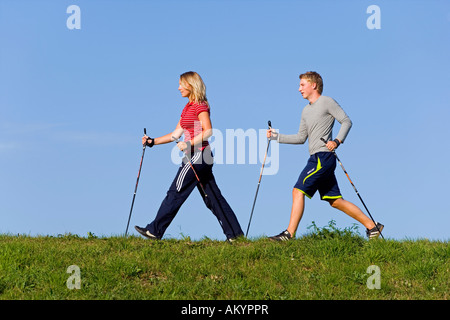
[267,128,278,140]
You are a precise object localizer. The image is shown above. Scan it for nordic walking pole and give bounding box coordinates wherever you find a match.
[125,128,147,237]
[320,138,384,239]
[246,120,272,237]
[172,136,208,199]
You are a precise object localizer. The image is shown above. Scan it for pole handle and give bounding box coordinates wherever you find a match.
[142,128,148,149]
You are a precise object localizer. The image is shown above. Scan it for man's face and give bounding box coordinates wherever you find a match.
[298,78,316,100]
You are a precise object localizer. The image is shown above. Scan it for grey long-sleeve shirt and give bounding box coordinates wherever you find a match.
[277,95,352,155]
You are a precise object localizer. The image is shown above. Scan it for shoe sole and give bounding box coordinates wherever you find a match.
[134,226,159,240]
[268,236,291,241]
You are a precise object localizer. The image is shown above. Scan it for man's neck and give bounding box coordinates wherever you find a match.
[308,93,321,104]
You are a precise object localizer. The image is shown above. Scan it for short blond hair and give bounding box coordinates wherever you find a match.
[299,71,323,94]
[180,71,209,106]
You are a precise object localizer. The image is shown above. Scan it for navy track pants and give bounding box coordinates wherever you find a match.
[145,147,244,240]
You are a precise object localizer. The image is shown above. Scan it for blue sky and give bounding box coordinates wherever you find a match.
[1,0,449,241]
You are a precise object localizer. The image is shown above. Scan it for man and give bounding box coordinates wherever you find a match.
[267,71,383,241]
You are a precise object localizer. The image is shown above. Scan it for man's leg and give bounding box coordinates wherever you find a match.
[270,155,316,241]
[327,198,376,229]
[287,188,306,236]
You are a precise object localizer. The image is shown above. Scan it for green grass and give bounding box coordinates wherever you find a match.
[0,221,448,300]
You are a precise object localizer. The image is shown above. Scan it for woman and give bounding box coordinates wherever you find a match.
[134,71,244,241]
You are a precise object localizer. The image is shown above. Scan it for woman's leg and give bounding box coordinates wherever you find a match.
[145,154,203,238]
[200,167,244,240]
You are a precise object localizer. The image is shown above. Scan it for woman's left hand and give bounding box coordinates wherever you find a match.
[177,141,188,151]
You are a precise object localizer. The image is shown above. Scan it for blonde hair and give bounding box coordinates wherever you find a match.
[180,71,209,106]
[299,71,323,94]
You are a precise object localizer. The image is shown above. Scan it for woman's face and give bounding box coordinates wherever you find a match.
[178,80,191,98]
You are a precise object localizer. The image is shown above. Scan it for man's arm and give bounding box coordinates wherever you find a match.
[274,113,308,145]
[329,99,352,144]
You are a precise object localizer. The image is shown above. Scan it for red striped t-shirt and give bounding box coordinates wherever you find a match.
[180,101,210,151]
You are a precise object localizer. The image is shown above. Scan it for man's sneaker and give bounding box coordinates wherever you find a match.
[269,230,292,241]
[366,222,384,239]
[134,226,160,240]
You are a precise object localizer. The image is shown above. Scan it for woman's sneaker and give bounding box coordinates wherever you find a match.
[366,222,384,239]
[269,230,292,241]
[134,226,160,240]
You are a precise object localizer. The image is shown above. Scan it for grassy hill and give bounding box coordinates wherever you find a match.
[0,221,448,300]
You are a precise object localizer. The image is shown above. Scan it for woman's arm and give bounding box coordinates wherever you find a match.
[176,112,212,151]
[192,111,212,146]
[142,121,183,146]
